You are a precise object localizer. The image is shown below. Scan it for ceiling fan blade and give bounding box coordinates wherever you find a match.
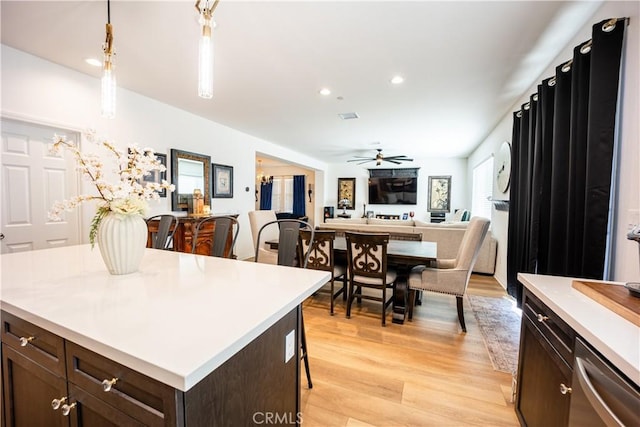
[384,155,412,160]
[385,159,403,165]
[347,158,374,162]
[357,160,373,165]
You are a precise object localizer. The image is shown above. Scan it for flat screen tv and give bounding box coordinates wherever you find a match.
[368,176,418,205]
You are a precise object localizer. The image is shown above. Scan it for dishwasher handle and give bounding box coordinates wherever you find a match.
[574,357,624,427]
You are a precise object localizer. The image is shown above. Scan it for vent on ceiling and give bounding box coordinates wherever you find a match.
[338,112,359,120]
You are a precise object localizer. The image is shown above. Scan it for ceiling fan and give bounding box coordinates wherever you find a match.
[347,149,413,166]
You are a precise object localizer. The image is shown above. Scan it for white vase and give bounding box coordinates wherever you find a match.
[97,213,147,275]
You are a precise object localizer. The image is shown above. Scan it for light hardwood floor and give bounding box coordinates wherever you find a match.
[300,274,519,427]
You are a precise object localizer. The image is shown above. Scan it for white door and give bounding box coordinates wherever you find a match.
[1,119,80,253]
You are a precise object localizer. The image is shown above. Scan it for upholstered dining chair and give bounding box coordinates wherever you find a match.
[248,210,279,263]
[407,216,490,332]
[345,231,397,326]
[192,216,239,258]
[254,219,315,388]
[298,229,347,315]
[146,214,178,250]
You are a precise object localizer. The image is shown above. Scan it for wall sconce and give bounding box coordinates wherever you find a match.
[308,184,313,202]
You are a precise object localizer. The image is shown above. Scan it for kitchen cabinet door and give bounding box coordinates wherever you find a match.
[2,344,68,427]
[516,315,572,426]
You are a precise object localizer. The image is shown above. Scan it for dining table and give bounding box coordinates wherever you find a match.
[267,236,437,324]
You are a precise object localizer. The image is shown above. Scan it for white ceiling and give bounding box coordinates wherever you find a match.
[1,1,602,164]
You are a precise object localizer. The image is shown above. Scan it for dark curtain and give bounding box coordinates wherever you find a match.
[507,18,626,305]
[292,175,306,217]
[259,181,273,210]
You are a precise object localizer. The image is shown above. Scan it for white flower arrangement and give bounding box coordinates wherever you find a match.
[48,130,175,246]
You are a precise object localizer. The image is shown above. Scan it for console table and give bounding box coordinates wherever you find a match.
[146,214,238,256]
[1,245,329,426]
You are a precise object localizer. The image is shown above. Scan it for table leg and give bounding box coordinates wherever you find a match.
[392,276,408,324]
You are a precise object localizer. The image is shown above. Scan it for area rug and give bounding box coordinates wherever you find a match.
[468,294,521,374]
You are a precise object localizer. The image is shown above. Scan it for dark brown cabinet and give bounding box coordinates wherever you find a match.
[2,345,67,427]
[516,290,576,427]
[1,312,180,427]
[2,307,300,426]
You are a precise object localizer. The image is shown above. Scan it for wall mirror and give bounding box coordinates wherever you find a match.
[171,149,211,211]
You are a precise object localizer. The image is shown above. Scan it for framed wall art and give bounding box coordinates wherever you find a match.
[428,175,451,213]
[212,163,233,198]
[338,177,356,209]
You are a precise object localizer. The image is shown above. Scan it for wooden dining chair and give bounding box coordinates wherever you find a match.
[192,216,239,258]
[254,219,314,388]
[298,229,347,315]
[146,214,178,250]
[345,231,397,326]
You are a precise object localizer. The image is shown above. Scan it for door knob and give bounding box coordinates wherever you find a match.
[0,233,4,240]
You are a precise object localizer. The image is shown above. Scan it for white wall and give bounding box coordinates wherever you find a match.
[469,0,640,287]
[0,45,328,260]
[325,158,468,222]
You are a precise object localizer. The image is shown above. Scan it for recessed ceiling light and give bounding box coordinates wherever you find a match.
[85,58,101,67]
[319,88,331,96]
[390,75,404,84]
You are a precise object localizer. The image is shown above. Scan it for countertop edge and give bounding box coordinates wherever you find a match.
[518,273,640,387]
[1,272,330,392]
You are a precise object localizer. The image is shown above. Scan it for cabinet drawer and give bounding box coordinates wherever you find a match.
[1,311,66,376]
[65,341,183,427]
[523,290,575,365]
[68,383,146,427]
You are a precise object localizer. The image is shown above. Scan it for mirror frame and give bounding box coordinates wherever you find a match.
[170,149,211,211]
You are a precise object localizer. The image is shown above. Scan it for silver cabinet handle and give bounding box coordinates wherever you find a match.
[51,396,67,410]
[536,313,549,322]
[19,336,34,347]
[575,357,624,426]
[61,402,76,416]
[102,377,118,392]
[559,383,572,395]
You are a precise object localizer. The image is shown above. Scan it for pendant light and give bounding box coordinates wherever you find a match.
[101,0,116,118]
[195,0,219,99]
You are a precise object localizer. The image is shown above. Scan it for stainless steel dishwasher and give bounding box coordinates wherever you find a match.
[568,337,640,427]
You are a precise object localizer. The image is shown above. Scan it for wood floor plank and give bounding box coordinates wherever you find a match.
[300,274,519,426]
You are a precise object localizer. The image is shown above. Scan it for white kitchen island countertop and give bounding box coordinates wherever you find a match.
[518,273,640,386]
[0,245,330,391]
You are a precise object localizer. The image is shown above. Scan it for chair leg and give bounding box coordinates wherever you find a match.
[381,286,386,326]
[456,296,467,332]
[408,289,416,321]
[346,279,354,319]
[329,278,335,315]
[300,310,312,388]
[342,275,348,301]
